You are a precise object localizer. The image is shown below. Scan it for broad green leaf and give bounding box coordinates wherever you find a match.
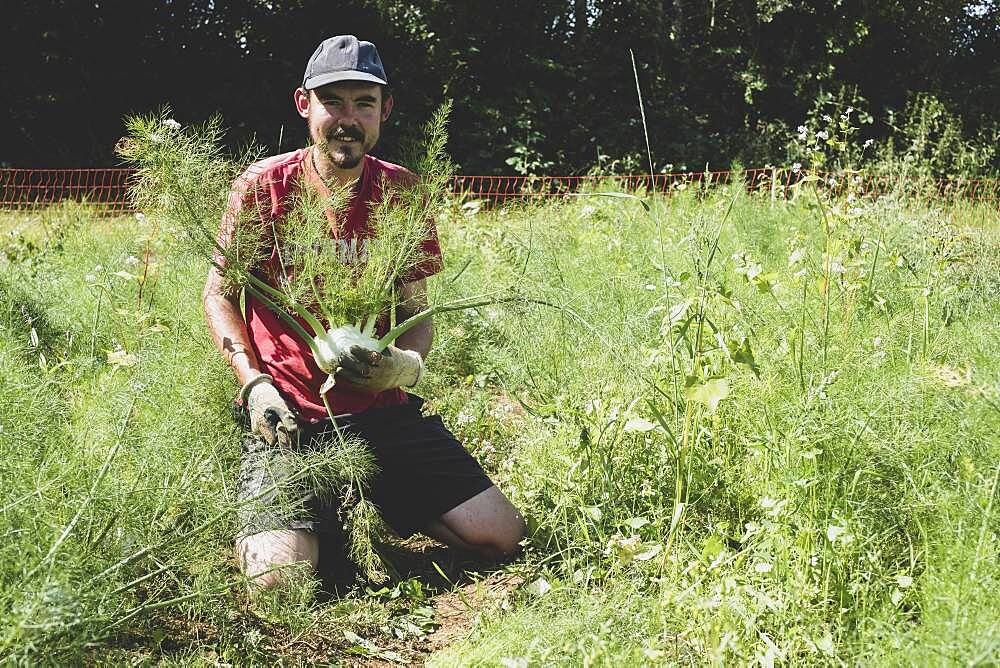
[728,338,761,379]
[526,577,552,597]
[634,543,662,561]
[701,535,726,562]
[663,298,693,329]
[623,417,658,433]
[685,378,730,412]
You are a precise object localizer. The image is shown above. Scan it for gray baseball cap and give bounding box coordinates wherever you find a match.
[302,35,388,89]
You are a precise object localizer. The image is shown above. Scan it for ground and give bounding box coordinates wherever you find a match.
[2,186,999,664]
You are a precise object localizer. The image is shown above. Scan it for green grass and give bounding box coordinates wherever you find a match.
[1,183,998,664]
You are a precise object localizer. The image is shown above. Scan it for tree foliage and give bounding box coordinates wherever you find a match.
[2,0,997,175]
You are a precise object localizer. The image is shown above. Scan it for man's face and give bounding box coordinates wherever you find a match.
[296,81,392,170]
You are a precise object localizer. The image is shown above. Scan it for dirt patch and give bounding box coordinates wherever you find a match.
[424,571,523,653]
[98,537,523,666]
[337,537,524,666]
[347,572,523,666]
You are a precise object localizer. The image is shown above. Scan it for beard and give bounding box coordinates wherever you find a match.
[317,125,373,170]
[327,142,364,169]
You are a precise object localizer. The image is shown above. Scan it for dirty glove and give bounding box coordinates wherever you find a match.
[336,345,424,394]
[240,374,299,447]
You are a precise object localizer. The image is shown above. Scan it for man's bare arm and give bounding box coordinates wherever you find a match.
[203,267,264,386]
[393,278,432,358]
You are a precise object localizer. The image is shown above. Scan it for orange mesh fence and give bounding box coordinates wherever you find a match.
[2,167,998,214]
[0,168,136,215]
[452,169,1000,208]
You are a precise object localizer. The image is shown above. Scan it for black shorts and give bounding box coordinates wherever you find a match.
[237,395,494,539]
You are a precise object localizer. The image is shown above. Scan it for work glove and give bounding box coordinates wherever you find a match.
[336,345,424,394]
[240,374,299,447]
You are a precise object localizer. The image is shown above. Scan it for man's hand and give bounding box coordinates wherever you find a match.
[336,345,424,394]
[240,374,299,447]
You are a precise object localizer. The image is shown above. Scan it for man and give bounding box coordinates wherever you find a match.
[203,35,525,590]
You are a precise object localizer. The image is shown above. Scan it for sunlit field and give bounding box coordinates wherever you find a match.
[2,182,998,664]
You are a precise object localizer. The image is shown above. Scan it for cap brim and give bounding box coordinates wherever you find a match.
[304,71,387,89]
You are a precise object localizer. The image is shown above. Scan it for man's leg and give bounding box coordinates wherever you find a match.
[422,485,526,562]
[236,529,319,591]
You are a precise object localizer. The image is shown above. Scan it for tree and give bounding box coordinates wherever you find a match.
[1,0,996,174]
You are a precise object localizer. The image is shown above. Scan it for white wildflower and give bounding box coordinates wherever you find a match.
[134,212,146,222]
[863,138,874,149]
[162,118,182,130]
[816,130,830,140]
[791,162,802,173]
[124,255,140,267]
[846,106,854,114]
[826,524,853,544]
[822,114,832,122]
[754,562,773,574]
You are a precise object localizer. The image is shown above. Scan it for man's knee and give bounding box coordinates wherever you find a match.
[440,486,527,560]
[486,511,526,559]
[235,529,319,591]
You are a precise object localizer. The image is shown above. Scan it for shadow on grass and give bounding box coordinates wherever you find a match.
[315,529,490,601]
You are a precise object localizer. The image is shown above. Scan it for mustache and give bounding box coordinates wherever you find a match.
[327,127,364,142]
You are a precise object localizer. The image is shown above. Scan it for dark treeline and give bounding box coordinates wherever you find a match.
[2,0,998,175]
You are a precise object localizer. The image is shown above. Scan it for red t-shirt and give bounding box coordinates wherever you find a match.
[222,148,443,422]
